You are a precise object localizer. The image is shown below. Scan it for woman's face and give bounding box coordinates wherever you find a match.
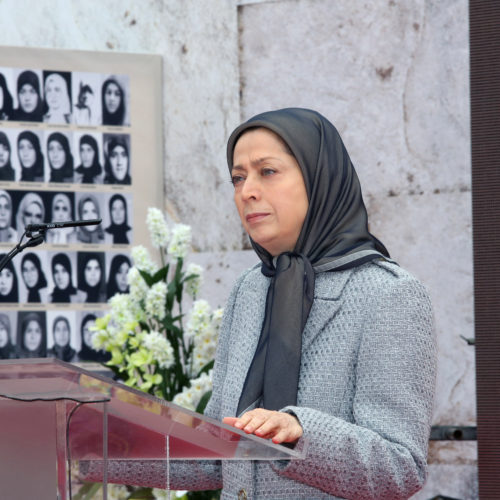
[19,83,38,113]
[84,258,101,287]
[23,201,43,226]
[0,324,8,348]
[0,143,9,168]
[81,200,98,231]
[110,198,125,225]
[18,138,36,168]
[116,261,130,292]
[0,195,11,229]
[53,263,70,290]
[0,268,13,296]
[232,128,309,256]
[45,76,65,111]
[48,140,66,169]
[109,145,128,181]
[53,198,70,222]
[82,319,95,348]
[80,143,95,168]
[22,259,39,289]
[24,320,42,352]
[104,82,121,114]
[53,319,70,346]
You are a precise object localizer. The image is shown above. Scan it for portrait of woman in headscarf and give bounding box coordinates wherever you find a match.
[49,252,80,303]
[0,73,14,121]
[103,134,131,185]
[74,134,103,184]
[75,194,104,244]
[77,252,106,303]
[47,315,76,362]
[106,254,131,299]
[78,313,110,363]
[0,131,15,181]
[15,311,46,359]
[105,194,131,244]
[15,191,45,238]
[46,132,74,183]
[0,191,17,243]
[101,76,127,126]
[17,131,45,182]
[20,252,48,303]
[42,71,72,124]
[45,192,77,244]
[96,109,436,499]
[10,70,44,122]
[0,313,14,359]
[73,82,94,126]
[0,256,18,303]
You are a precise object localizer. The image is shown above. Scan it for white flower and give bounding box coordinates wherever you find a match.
[146,208,170,248]
[107,484,129,500]
[173,371,213,411]
[167,224,191,260]
[145,281,167,320]
[109,293,136,327]
[128,267,149,304]
[185,263,203,299]
[131,245,158,274]
[141,331,174,369]
[187,299,212,336]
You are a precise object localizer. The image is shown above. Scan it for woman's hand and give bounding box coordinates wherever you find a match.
[223,408,303,444]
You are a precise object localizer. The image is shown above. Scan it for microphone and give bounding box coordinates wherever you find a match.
[25,218,102,232]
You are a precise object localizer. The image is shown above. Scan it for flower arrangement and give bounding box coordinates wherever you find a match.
[77,208,222,500]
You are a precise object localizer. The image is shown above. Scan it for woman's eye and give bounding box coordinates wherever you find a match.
[231,175,244,186]
[262,168,276,177]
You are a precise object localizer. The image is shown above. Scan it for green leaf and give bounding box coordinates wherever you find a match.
[138,269,154,287]
[72,482,102,500]
[196,359,215,377]
[127,487,155,499]
[196,390,212,414]
[151,265,169,283]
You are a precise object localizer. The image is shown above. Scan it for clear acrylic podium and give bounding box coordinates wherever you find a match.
[0,358,305,499]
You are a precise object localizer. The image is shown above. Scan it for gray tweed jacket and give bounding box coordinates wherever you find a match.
[96,260,436,499]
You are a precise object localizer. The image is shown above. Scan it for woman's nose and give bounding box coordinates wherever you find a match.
[241,174,261,201]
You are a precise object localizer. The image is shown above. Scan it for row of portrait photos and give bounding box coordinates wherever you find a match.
[0,128,131,185]
[0,310,111,363]
[0,190,132,245]
[0,251,131,305]
[0,68,130,127]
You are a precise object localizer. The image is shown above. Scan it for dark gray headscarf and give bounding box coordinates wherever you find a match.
[227,108,392,415]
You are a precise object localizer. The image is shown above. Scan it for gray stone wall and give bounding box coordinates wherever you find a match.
[0,0,476,497]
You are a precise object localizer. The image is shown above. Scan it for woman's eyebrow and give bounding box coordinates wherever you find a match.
[233,157,282,169]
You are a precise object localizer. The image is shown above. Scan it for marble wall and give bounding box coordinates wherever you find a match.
[0,0,476,497]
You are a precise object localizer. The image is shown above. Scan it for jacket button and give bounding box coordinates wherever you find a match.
[238,488,248,500]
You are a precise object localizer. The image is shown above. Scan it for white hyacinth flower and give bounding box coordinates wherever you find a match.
[131,245,158,274]
[141,331,174,369]
[145,281,168,320]
[127,267,149,304]
[185,263,203,299]
[167,224,191,260]
[146,207,170,248]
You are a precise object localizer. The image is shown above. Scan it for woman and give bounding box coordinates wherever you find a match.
[0,191,16,242]
[77,252,106,303]
[15,312,46,358]
[47,132,73,183]
[43,72,71,124]
[78,313,110,362]
[50,252,79,303]
[105,194,131,244]
[74,135,103,184]
[0,257,18,303]
[101,77,126,126]
[0,73,14,121]
[103,135,131,185]
[45,193,77,244]
[17,131,44,182]
[0,132,15,181]
[15,192,45,237]
[0,313,14,359]
[95,109,436,498]
[20,252,48,303]
[73,83,94,126]
[48,315,76,362]
[76,195,104,244]
[11,70,44,122]
[106,254,131,298]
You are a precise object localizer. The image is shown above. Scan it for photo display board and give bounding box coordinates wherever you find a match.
[0,46,163,364]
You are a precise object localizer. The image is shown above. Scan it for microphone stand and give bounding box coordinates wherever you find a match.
[0,218,102,272]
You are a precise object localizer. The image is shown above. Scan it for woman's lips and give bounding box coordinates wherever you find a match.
[246,212,269,224]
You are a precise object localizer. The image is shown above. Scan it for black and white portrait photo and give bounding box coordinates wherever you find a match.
[17,130,45,182]
[101,74,129,127]
[15,311,46,359]
[42,71,72,125]
[0,67,14,121]
[77,311,110,363]
[45,192,78,244]
[48,251,81,304]
[0,254,19,303]
[14,191,46,238]
[77,251,106,303]
[72,71,101,126]
[0,129,15,181]
[104,193,132,245]
[10,69,44,122]
[75,192,105,244]
[0,190,17,243]
[73,132,103,184]
[103,133,131,185]
[45,131,74,183]
[47,311,77,362]
[0,311,15,359]
[106,253,131,298]
[18,251,49,303]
